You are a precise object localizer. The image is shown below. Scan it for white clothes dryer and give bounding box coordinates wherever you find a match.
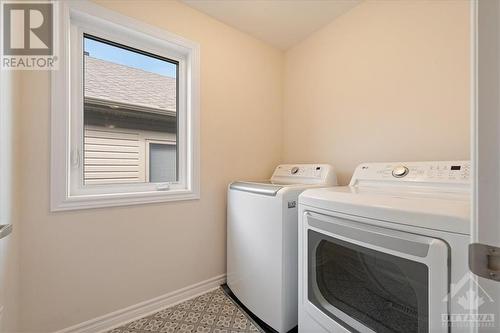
[298,161,472,333]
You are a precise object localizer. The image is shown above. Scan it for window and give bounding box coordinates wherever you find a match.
[51,1,200,210]
[147,141,177,183]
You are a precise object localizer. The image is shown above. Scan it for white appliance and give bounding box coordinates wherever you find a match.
[298,161,472,333]
[227,164,337,333]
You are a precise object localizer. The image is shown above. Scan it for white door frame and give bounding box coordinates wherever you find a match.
[470,0,500,331]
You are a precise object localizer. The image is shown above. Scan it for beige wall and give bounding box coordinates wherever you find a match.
[17,1,283,331]
[12,0,472,331]
[283,0,470,184]
[0,70,20,332]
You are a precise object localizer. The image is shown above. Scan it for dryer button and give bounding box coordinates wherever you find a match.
[392,166,409,178]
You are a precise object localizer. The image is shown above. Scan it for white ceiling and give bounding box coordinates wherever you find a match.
[182,0,361,50]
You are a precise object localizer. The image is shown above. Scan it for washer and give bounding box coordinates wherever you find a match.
[298,161,472,333]
[227,164,337,333]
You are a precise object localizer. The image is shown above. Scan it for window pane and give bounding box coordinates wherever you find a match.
[83,35,178,185]
[149,143,177,182]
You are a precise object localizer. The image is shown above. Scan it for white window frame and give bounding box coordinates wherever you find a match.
[51,1,200,211]
[0,70,13,227]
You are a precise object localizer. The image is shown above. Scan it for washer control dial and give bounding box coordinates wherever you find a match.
[291,166,299,175]
[392,165,409,178]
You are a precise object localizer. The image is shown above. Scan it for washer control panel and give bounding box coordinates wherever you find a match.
[351,161,470,185]
[271,164,338,185]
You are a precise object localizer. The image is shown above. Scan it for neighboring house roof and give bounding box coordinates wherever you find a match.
[84,56,176,113]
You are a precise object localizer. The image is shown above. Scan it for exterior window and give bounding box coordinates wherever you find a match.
[51,2,200,210]
[148,142,177,183]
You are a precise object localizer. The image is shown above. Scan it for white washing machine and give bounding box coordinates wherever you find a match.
[227,164,337,333]
[298,161,472,333]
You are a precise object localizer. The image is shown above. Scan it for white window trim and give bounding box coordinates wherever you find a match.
[51,1,200,211]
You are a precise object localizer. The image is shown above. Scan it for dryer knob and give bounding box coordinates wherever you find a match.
[291,166,299,175]
[392,166,409,178]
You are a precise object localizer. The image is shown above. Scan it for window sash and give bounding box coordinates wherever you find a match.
[70,21,187,195]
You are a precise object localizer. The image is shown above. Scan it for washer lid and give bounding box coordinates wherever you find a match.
[229,179,330,196]
[299,186,470,234]
[229,181,285,196]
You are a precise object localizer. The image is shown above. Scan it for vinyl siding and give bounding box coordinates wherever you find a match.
[84,126,175,185]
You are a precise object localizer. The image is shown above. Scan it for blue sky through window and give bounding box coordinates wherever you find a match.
[84,37,177,78]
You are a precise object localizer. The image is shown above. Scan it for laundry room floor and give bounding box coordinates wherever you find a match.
[108,287,265,333]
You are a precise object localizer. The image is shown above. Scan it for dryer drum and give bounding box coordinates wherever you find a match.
[311,234,429,333]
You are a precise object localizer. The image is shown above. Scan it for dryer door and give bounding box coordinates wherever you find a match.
[304,212,449,333]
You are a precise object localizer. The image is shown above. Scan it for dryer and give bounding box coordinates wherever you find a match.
[227,164,337,333]
[298,161,472,333]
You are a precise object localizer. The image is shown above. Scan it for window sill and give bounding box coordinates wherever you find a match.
[51,189,200,211]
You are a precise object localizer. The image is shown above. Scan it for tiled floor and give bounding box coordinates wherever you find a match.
[108,287,264,333]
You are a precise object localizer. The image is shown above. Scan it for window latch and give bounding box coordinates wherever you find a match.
[70,148,80,168]
[156,183,170,191]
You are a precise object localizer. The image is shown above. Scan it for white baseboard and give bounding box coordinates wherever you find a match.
[55,274,226,333]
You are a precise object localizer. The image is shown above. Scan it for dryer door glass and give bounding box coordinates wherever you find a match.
[308,229,429,333]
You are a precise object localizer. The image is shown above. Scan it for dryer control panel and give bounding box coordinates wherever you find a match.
[271,164,338,185]
[350,161,471,186]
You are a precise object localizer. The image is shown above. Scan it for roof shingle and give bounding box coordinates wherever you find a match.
[84,56,176,112]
